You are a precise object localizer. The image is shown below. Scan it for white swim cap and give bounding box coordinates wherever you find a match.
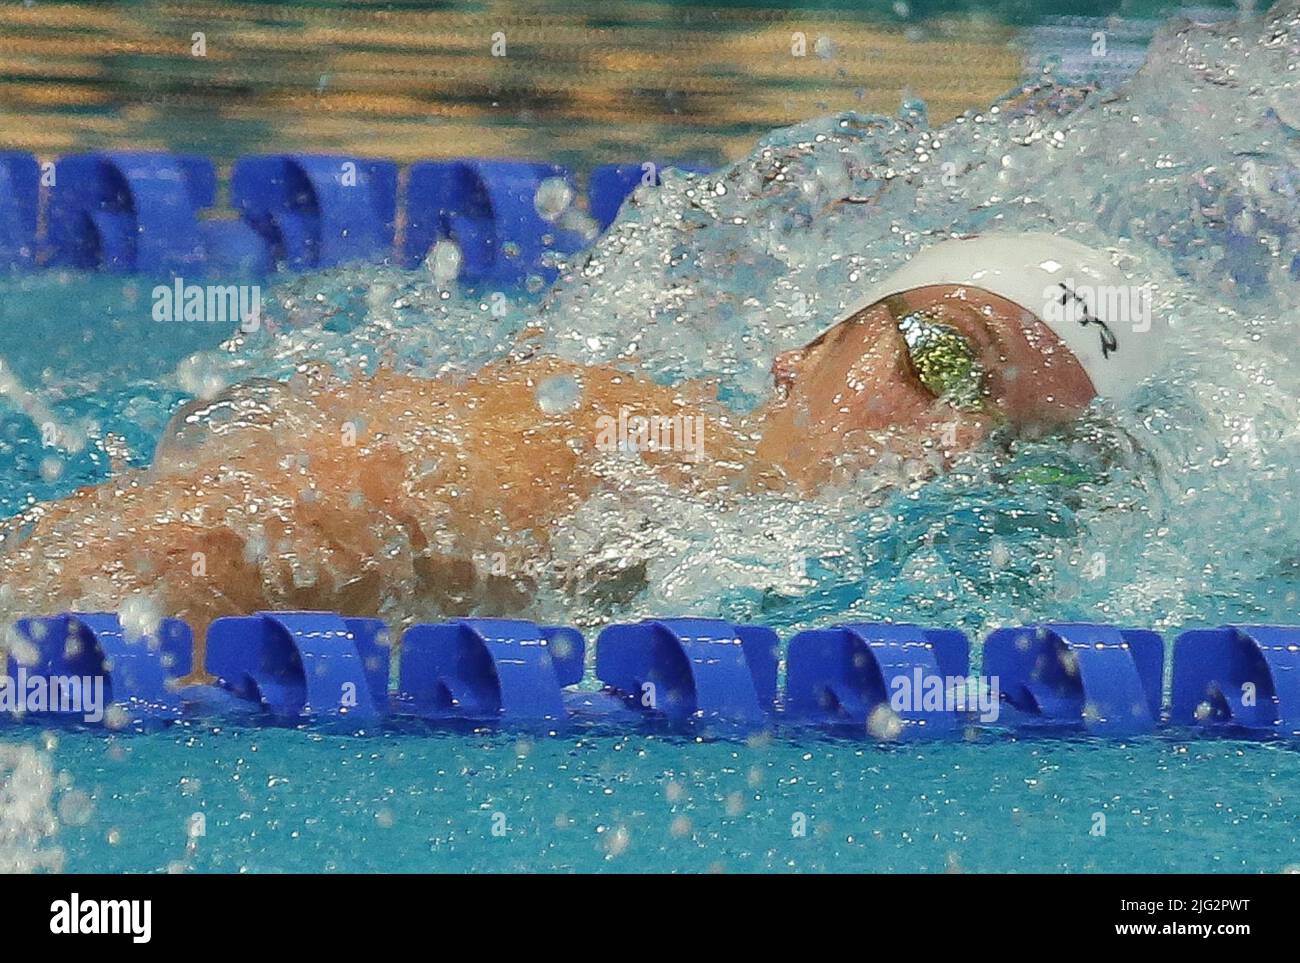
[859,233,1159,399]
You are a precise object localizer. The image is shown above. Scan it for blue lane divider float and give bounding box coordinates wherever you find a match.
[785,623,970,736]
[595,618,779,726]
[205,611,390,721]
[403,158,587,282]
[1170,625,1300,736]
[13,608,1300,741]
[0,151,39,268]
[42,151,271,276]
[394,618,583,722]
[1,612,193,724]
[983,623,1164,734]
[45,152,216,274]
[231,154,397,271]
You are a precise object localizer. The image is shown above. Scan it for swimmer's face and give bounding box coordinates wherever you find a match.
[755,284,1097,484]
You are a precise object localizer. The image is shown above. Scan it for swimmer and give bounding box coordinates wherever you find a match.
[0,234,1156,651]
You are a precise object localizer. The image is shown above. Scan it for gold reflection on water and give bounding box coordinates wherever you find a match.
[0,0,1021,162]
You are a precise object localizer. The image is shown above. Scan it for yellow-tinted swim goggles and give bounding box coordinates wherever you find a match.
[895,308,988,412]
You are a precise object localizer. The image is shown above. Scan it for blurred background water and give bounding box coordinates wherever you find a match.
[0,0,1240,166]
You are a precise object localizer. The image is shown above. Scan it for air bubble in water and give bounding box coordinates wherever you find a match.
[425,240,463,285]
[118,595,162,643]
[535,177,574,222]
[867,704,903,740]
[536,374,583,414]
[57,789,94,827]
[175,352,229,401]
[560,208,601,243]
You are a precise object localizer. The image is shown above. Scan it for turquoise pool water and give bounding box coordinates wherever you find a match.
[15,725,1300,873]
[3,3,1300,873]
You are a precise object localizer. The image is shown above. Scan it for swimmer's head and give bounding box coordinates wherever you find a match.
[756,234,1158,482]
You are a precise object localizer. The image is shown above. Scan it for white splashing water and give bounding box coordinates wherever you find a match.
[0,744,64,873]
[193,2,1300,637]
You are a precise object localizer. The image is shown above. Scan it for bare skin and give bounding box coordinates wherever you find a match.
[0,284,1094,662]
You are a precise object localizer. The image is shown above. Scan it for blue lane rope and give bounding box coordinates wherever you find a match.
[3,610,1299,739]
[0,150,710,277]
